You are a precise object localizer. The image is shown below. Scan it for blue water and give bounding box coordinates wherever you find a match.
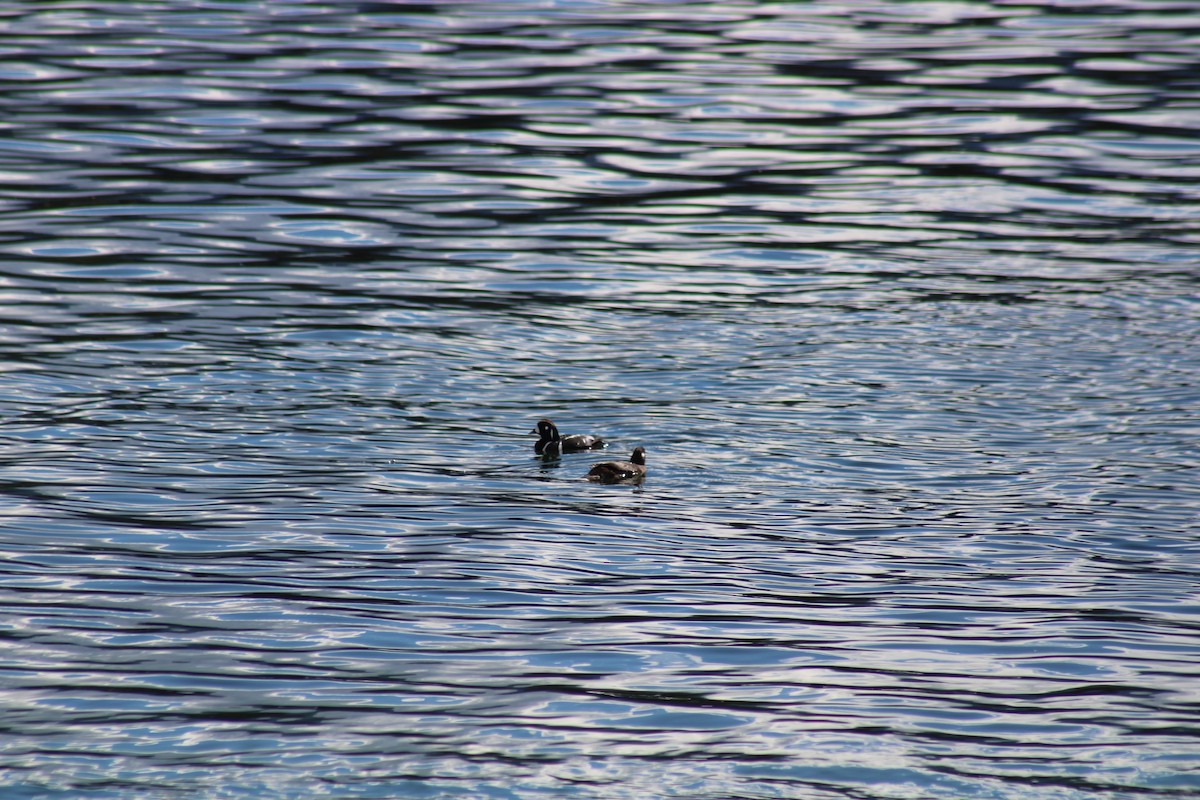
[1,1,1199,798]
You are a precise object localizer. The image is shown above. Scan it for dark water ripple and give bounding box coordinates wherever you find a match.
[1,1,1199,798]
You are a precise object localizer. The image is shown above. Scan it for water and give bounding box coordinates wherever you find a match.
[1,1,1199,797]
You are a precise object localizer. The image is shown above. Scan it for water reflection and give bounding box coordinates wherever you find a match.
[0,0,1198,798]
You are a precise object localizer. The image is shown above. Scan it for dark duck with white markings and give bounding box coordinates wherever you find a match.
[532,418,604,458]
[585,447,646,484]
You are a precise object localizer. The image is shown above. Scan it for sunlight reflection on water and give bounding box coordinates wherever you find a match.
[0,0,1198,798]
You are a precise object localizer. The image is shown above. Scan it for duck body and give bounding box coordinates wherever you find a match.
[586,446,646,484]
[533,418,604,457]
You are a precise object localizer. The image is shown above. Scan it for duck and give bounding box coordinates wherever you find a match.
[532,418,604,458]
[585,446,646,484]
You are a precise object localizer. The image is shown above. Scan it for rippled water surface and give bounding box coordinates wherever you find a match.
[2,1,1199,798]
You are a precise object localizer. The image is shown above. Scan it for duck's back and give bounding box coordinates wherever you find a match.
[534,418,604,456]
[560,433,603,452]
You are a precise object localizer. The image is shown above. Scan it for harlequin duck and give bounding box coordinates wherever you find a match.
[532,418,605,458]
[585,447,646,484]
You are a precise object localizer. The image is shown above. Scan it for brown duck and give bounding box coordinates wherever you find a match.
[586,447,646,484]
